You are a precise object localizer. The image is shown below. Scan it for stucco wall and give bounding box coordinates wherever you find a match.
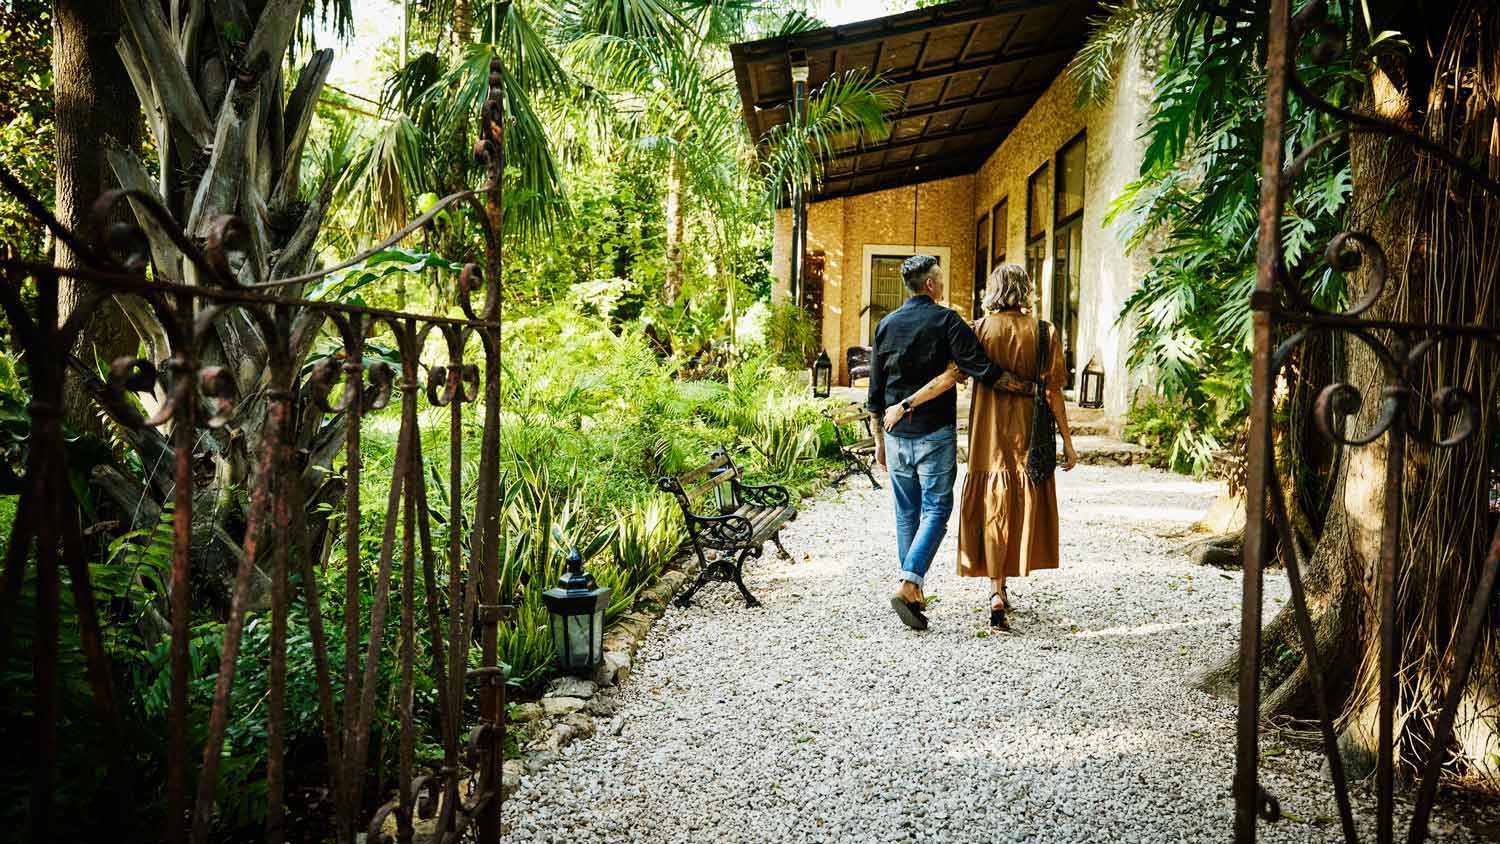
[972,49,1153,419]
[774,173,975,384]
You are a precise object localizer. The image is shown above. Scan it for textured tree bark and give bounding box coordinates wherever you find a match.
[453,0,473,52]
[52,0,140,433]
[664,153,685,305]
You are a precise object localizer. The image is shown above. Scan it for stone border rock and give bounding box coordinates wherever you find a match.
[502,568,691,799]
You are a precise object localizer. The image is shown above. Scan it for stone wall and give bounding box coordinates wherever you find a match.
[774,173,976,385]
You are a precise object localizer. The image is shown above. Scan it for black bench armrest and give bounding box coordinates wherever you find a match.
[687,513,755,550]
[733,480,791,508]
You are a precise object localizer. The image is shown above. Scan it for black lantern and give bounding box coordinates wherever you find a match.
[1079,357,1105,409]
[542,545,612,677]
[710,463,739,515]
[812,350,832,398]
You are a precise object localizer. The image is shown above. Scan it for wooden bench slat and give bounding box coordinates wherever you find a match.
[749,504,784,534]
[677,451,731,486]
[832,410,871,425]
[749,508,794,543]
[659,447,797,609]
[848,436,876,452]
[683,465,740,502]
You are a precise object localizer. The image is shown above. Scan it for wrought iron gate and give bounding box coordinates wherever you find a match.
[1,59,513,844]
[1238,2,1500,842]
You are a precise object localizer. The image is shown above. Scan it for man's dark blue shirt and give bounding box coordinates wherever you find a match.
[866,295,1009,437]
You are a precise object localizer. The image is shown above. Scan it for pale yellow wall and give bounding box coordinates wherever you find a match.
[774,174,975,385]
[972,48,1154,419]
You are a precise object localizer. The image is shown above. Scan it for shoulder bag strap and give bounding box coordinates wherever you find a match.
[1035,320,1051,388]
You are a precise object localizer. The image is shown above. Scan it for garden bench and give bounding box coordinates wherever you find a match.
[658,447,795,608]
[825,403,881,490]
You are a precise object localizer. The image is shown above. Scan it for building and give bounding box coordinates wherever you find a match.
[730,0,1155,421]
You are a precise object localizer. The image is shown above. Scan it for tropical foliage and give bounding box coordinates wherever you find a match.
[0,0,890,837]
[1078,0,1500,790]
[1072,1,1365,475]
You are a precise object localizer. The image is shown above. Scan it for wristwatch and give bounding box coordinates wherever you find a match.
[900,398,913,412]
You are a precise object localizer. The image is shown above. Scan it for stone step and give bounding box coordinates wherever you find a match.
[1072,435,1150,466]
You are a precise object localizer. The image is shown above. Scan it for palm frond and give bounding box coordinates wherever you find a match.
[409,31,570,241]
[1067,0,1180,106]
[333,115,428,248]
[556,0,688,42]
[758,68,897,208]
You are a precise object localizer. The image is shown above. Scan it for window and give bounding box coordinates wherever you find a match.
[869,255,909,334]
[973,214,989,319]
[1025,164,1049,298]
[1052,133,1085,388]
[864,251,946,342]
[991,199,1008,270]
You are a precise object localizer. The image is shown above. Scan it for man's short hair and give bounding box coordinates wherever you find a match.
[900,255,939,294]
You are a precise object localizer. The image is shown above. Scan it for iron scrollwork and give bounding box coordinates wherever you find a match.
[688,513,757,550]
[734,480,793,509]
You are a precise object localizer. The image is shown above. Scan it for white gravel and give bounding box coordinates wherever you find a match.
[502,463,1491,843]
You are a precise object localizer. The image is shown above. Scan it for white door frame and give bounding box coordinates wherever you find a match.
[859,244,953,345]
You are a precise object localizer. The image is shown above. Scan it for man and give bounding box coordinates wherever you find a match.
[867,255,1019,631]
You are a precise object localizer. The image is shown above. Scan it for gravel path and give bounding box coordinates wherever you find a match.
[502,463,1491,843]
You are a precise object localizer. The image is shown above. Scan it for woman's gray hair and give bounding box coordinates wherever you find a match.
[982,263,1034,312]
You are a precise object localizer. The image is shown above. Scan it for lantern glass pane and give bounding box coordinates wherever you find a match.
[565,612,592,669]
[713,468,735,513]
[551,612,564,662]
[591,606,607,663]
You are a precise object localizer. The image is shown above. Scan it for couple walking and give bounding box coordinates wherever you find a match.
[867,256,1078,632]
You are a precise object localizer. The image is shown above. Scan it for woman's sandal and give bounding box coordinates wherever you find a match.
[989,590,1011,632]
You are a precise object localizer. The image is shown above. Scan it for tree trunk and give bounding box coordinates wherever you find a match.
[52,0,140,434]
[453,0,473,53]
[663,153,686,305]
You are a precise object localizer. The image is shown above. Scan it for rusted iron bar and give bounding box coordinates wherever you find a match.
[167,349,194,844]
[0,260,501,330]
[1237,0,1292,839]
[336,313,366,844]
[476,55,508,844]
[266,382,297,844]
[190,347,293,844]
[1408,521,1500,841]
[1376,398,1408,844]
[1264,478,1359,839]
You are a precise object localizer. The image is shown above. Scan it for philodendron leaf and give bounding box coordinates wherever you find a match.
[307,248,464,302]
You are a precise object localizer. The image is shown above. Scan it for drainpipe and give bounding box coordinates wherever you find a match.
[789,52,810,307]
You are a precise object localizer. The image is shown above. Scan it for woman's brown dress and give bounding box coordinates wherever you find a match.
[948,310,1069,579]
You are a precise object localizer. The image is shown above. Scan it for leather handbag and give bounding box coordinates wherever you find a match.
[1025,321,1058,485]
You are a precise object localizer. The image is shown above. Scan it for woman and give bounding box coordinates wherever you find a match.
[882,263,1077,630]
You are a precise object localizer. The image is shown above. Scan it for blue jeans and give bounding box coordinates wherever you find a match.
[884,426,957,589]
